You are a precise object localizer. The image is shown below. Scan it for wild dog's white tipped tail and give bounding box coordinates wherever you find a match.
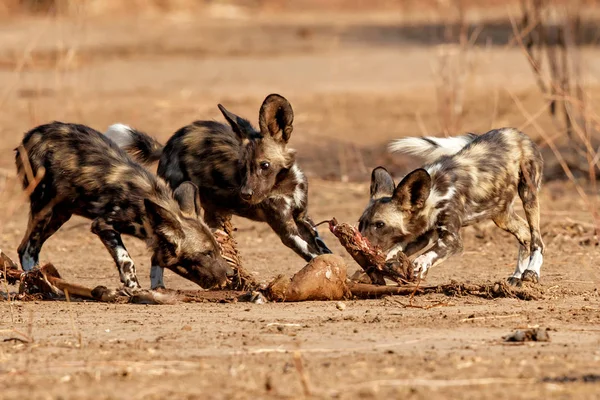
[388,134,478,163]
[105,124,164,164]
[105,123,135,148]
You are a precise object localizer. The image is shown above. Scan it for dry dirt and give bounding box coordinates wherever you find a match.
[0,7,599,400]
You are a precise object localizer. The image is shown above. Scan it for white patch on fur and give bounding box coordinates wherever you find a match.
[290,164,306,207]
[510,246,529,279]
[271,194,293,210]
[291,164,305,182]
[464,210,488,224]
[423,187,456,229]
[293,186,305,207]
[526,249,543,276]
[115,246,132,263]
[413,251,438,278]
[115,245,137,287]
[386,243,405,260]
[389,134,476,164]
[425,164,441,176]
[382,212,406,234]
[150,264,165,289]
[104,123,134,148]
[21,243,36,271]
[291,235,317,259]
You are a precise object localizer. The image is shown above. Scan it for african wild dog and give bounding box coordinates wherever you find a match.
[105,94,332,262]
[15,122,232,290]
[359,128,545,285]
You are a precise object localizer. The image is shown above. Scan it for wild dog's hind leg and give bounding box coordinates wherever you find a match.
[18,204,72,270]
[91,218,140,288]
[519,164,545,283]
[150,255,165,290]
[493,210,531,285]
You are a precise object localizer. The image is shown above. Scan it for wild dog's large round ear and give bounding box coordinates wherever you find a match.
[393,168,432,211]
[143,198,184,243]
[173,181,202,218]
[258,94,294,143]
[370,167,395,200]
[218,104,254,141]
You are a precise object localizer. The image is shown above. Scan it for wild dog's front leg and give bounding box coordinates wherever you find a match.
[294,214,332,256]
[388,230,437,259]
[266,212,319,262]
[91,218,140,289]
[412,225,463,279]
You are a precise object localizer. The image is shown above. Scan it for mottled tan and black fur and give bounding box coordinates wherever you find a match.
[15,122,232,290]
[359,128,545,285]
[106,94,331,261]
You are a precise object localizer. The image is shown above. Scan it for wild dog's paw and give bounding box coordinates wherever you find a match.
[316,237,333,255]
[119,260,141,289]
[413,252,435,279]
[506,276,522,287]
[124,277,141,289]
[521,270,539,284]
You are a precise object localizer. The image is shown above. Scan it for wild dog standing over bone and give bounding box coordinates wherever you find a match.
[16,122,232,289]
[358,128,545,285]
[106,94,332,273]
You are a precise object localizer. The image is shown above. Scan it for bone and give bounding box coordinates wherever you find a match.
[213,219,258,290]
[327,218,414,284]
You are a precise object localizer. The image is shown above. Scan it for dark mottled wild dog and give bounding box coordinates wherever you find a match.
[359,128,545,285]
[105,94,331,261]
[15,122,232,290]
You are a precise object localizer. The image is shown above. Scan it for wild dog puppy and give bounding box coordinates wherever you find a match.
[105,94,331,262]
[359,128,545,285]
[15,122,232,290]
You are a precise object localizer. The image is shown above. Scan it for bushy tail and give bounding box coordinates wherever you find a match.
[104,123,163,164]
[388,133,478,164]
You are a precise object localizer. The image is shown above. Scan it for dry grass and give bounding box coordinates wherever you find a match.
[510,0,600,238]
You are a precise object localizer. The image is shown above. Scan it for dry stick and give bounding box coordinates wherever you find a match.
[0,328,32,343]
[507,89,598,227]
[507,10,600,235]
[293,351,311,397]
[409,276,422,306]
[460,313,521,322]
[515,6,600,172]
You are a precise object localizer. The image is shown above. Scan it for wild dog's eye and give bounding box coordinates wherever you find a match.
[260,161,270,170]
[205,250,215,258]
[374,221,385,229]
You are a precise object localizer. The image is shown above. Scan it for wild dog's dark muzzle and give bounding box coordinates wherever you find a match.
[240,188,254,202]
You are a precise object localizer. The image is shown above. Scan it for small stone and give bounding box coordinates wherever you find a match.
[336,301,346,311]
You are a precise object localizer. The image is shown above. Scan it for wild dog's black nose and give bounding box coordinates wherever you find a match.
[240,190,253,201]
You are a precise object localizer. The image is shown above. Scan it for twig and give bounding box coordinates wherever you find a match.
[293,351,311,397]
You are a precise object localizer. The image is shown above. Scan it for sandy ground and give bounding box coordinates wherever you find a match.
[0,8,599,399]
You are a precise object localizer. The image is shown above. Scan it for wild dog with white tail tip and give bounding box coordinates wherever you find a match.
[15,122,233,290]
[105,94,332,262]
[359,128,545,285]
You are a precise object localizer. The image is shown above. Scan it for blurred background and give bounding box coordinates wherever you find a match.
[0,0,598,280]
